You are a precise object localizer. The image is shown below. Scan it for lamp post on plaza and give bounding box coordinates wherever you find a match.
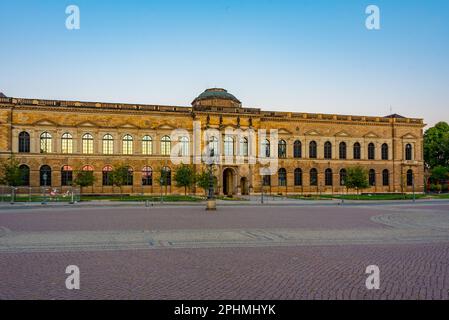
[41,173,47,205]
[206,149,216,211]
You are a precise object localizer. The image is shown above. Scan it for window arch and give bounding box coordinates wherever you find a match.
[61,165,73,186]
[208,136,218,157]
[294,168,302,186]
[40,165,52,186]
[102,134,114,155]
[161,166,171,186]
[381,143,389,160]
[142,166,153,186]
[179,136,189,156]
[369,169,376,186]
[405,144,413,160]
[262,174,271,186]
[353,142,361,159]
[293,140,302,158]
[262,139,270,157]
[161,135,171,156]
[224,136,234,156]
[278,168,287,186]
[19,165,30,186]
[382,169,389,186]
[142,135,153,155]
[61,133,73,154]
[309,141,317,159]
[310,168,318,186]
[82,133,94,154]
[18,132,30,153]
[278,140,287,158]
[339,169,347,186]
[324,141,332,159]
[40,132,52,153]
[339,142,347,159]
[407,169,414,186]
[325,168,333,186]
[239,137,248,156]
[102,166,113,186]
[122,134,133,155]
[368,143,375,160]
[82,165,94,171]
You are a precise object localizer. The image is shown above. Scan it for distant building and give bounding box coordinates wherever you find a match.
[0,88,424,195]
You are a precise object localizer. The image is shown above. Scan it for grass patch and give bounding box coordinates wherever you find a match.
[80,195,204,202]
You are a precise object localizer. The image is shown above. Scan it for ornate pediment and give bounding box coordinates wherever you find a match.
[335,130,351,137]
[364,131,379,138]
[277,128,292,135]
[33,119,58,127]
[156,124,175,130]
[304,129,321,136]
[402,133,417,139]
[77,121,98,127]
[119,123,139,129]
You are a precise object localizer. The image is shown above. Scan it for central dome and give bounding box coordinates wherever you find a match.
[192,88,241,109]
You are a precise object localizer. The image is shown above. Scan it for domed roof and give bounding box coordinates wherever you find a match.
[192,88,241,105]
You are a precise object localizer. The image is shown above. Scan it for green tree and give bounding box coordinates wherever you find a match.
[0,157,23,186]
[73,170,95,194]
[196,170,211,195]
[111,165,130,197]
[430,165,449,184]
[424,121,449,169]
[174,164,194,195]
[344,166,369,195]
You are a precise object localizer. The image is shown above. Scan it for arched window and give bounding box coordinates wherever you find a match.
[310,168,318,186]
[82,133,94,154]
[278,140,287,158]
[405,144,413,160]
[309,141,317,159]
[61,133,73,154]
[224,136,234,156]
[278,168,287,186]
[369,169,376,186]
[262,175,271,186]
[381,143,389,160]
[122,134,133,155]
[293,140,302,158]
[294,168,302,186]
[40,165,52,186]
[161,135,171,156]
[82,165,94,171]
[102,166,113,186]
[61,165,73,186]
[126,167,133,186]
[262,139,270,157]
[19,165,30,186]
[178,136,189,156]
[18,132,30,153]
[407,169,414,186]
[339,169,347,186]
[102,134,114,155]
[239,137,248,156]
[368,143,375,160]
[353,142,361,159]
[208,136,218,157]
[142,135,153,155]
[324,141,332,159]
[40,132,52,153]
[339,142,347,159]
[325,168,333,186]
[142,166,153,186]
[161,166,171,186]
[382,169,389,186]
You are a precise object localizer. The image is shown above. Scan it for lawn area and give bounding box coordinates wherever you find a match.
[80,195,204,202]
[289,193,449,200]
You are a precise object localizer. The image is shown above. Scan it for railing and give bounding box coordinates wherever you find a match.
[0,186,81,204]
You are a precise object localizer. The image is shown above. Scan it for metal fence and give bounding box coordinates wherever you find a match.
[0,186,81,203]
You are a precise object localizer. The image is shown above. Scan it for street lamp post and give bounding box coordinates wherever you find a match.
[412,172,416,203]
[206,149,216,211]
[41,173,47,205]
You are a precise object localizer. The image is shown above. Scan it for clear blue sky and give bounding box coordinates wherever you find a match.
[1,0,448,127]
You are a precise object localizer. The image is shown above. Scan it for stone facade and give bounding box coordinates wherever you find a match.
[0,88,425,195]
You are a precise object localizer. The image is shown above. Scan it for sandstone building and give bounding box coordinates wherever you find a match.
[0,88,425,195]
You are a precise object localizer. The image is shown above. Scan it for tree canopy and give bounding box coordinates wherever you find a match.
[344,166,369,193]
[424,121,449,169]
[174,164,194,195]
[0,157,24,186]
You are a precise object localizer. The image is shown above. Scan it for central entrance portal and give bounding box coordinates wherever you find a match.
[223,168,234,196]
